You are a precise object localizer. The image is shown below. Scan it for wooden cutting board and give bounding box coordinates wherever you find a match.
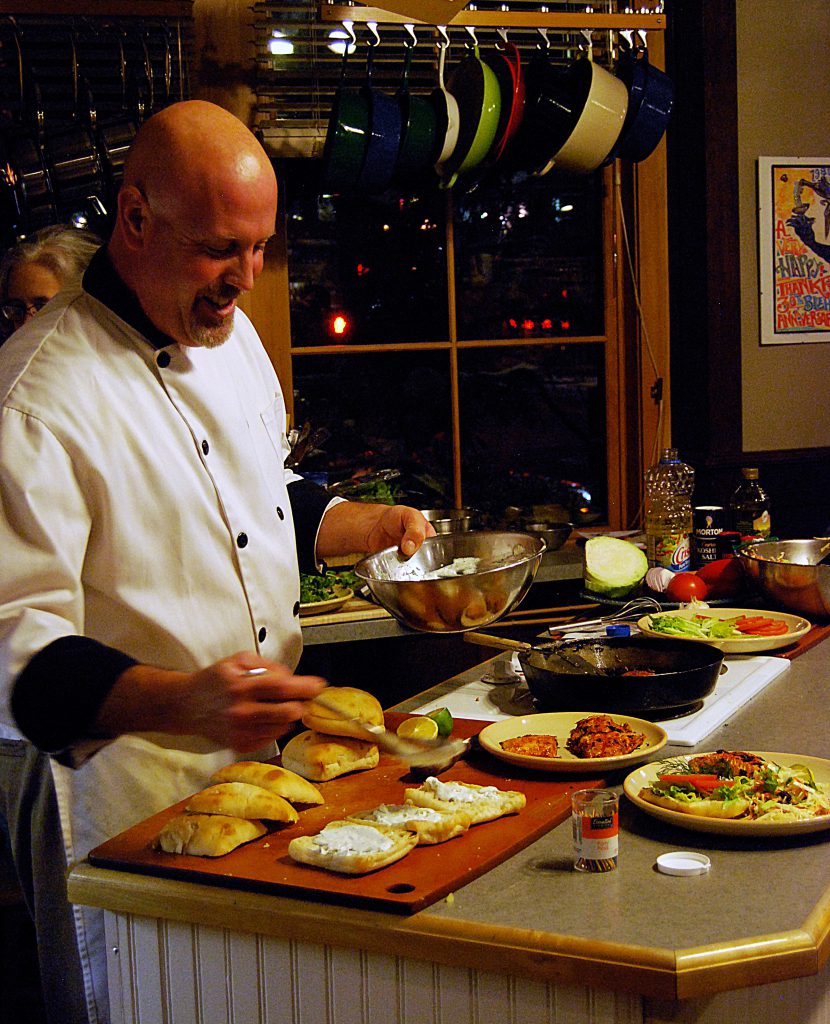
[88,714,609,914]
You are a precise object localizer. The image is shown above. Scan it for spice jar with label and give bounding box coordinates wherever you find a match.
[571,789,618,872]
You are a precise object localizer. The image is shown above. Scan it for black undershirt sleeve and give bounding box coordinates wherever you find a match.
[287,477,336,574]
[11,636,138,755]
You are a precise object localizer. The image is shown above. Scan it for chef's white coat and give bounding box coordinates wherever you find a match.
[0,285,319,1022]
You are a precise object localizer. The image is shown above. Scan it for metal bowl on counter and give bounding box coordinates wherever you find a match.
[520,520,573,551]
[420,507,482,534]
[738,538,830,618]
[354,531,545,633]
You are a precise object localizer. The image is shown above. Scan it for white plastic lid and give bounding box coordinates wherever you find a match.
[656,851,711,876]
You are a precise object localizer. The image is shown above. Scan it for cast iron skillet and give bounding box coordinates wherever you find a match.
[465,633,724,714]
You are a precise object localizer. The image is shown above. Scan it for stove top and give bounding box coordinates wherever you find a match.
[411,653,790,747]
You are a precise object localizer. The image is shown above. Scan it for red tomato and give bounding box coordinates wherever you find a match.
[666,572,709,603]
[697,557,744,598]
[657,774,734,792]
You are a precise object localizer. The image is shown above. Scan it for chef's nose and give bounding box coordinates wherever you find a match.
[225,249,259,292]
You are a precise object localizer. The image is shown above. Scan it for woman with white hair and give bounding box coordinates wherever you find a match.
[0,224,101,342]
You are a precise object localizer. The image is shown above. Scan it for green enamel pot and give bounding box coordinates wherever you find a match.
[439,45,502,191]
[394,45,440,187]
[320,50,371,194]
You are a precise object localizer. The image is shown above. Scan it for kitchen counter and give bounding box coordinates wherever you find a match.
[68,636,830,1024]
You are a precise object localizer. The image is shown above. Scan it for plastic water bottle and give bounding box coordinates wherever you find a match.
[729,468,771,538]
[644,448,695,571]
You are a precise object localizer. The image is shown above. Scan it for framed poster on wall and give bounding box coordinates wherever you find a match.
[758,156,830,345]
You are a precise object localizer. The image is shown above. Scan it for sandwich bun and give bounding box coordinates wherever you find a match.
[211,760,324,806]
[302,686,384,740]
[638,787,750,819]
[185,782,298,823]
[155,813,267,857]
[281,729,379,781]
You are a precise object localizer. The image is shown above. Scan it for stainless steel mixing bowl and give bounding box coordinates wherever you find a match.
[420,508,482,534]
[354,531,545,633]
[737,538,830,618]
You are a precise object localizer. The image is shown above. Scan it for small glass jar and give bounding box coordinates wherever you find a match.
[571,789,619,872]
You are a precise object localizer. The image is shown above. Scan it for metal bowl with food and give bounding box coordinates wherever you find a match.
[738,539,830,618]
[420,508,482,534]
[354,531,545,633]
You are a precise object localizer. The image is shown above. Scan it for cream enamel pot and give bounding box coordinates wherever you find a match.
[536,57,628,176]
[432,43,460,170]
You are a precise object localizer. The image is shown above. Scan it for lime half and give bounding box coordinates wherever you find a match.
[427,707,454,737]
[396,716,439,741]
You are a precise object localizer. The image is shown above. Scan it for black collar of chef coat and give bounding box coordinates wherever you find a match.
[82,246,177,351]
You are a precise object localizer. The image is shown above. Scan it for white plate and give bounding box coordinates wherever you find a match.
[477,712,667,773]
[636,606,811,653]
[299,587,353,616]
[624,751,830,837]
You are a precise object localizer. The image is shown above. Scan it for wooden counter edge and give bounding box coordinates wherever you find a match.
[67,862,826,1000]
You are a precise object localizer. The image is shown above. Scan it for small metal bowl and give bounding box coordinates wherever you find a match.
[420,508,482,534]
[738,538,830,618]
[355,531,545,633]
[521,520,573,552]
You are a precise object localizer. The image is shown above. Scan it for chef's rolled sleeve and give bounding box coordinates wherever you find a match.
[11,636,138,764]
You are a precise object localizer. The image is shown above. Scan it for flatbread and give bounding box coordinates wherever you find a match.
[404,777,525,825]
[155,813,267,857]
[281,730,379,782]
[185,782,298,823]
[288,819,417,874]
[638,788,751,819]
[301,687,384,740]
[349,802,471,844]
[211,761,324,806]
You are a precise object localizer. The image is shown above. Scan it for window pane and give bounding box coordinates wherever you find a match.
[453,172,605,341]
[458,345,607,524]
[285,186,449,346]
[291,350,454,506]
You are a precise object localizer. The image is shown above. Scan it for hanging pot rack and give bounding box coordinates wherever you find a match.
[320,5,666,32]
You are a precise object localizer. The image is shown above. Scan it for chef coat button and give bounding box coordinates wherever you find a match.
[157,351,171,368]
[201,439,209,455]
[293,601,300,616]
[237,532,248,548]
[276,506,284,521]
[258,626,267,642]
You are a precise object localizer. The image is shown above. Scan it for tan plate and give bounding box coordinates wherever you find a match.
[478,712,667,773]
[624,751,830,837]
[636,606,811,653]
[299,586,353,617]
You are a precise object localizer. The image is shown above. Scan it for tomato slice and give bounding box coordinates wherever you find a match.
[656,774,732,792]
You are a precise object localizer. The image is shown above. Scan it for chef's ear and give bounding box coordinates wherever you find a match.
[116,184,150,248]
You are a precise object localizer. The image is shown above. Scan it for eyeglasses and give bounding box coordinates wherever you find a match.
[0,298,49,327]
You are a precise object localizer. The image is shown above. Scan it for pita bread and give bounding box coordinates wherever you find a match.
[349,802,471,844]
[211,761,324,806]
[185,782,298,823]
[281,730,379,781]
[404,777,525,825]
[301,687,384,740]
[638,787,750,819]
[288,819,417,874]
[155,813,267,857]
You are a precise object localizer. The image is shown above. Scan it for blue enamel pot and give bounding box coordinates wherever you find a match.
[356,46,403,194]
[607,49,674,163]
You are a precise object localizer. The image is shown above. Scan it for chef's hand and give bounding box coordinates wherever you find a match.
[99,653,326,753]
[317,501,435,559]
